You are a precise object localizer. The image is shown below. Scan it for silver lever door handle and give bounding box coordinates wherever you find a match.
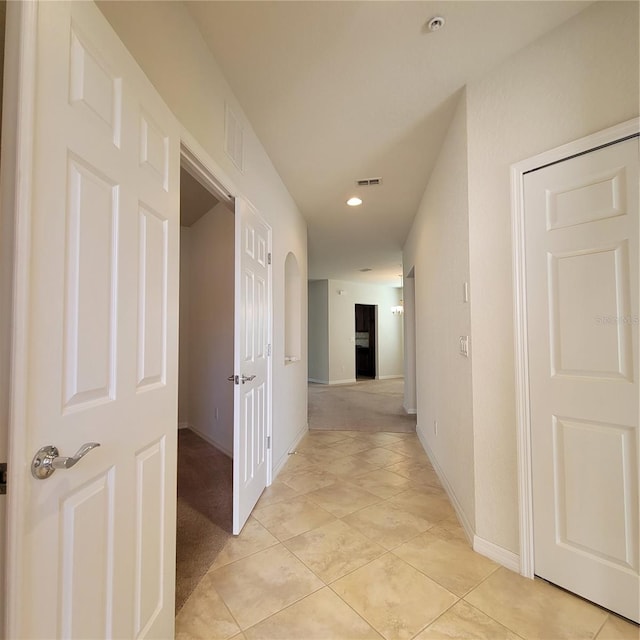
[241,374,256,384]
[31,442,100,480]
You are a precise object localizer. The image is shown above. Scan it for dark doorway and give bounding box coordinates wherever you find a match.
[355,304,376,379]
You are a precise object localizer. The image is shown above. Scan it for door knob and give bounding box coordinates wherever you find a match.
[241,374,256,384]
[31,443,100,480]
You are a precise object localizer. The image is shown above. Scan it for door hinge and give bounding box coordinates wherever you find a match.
[267,252,272,265]
[0,463,7,494]
[267,343,271,357]
[266,436,271,450]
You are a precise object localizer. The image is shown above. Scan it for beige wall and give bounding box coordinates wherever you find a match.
[404,0,639,557]
[98,1,309,469]
[308,280,329,383]
[403,93,475,531]
[467,0,639,553]
[179,205,235,455]
[308,280,404,384]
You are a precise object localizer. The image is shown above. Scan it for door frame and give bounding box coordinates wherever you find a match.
[510,116,640,579]
[3,3,38,635]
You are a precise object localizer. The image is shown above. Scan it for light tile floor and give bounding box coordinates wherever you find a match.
[176,430,639,640]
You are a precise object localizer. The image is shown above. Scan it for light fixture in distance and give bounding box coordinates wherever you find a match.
[346,197,362,206]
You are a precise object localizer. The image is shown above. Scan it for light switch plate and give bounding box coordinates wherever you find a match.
[459,335,469,357]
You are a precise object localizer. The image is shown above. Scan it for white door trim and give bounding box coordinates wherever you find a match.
[179,129,236,210]
[510,117,640,579]
[3,3,38,636]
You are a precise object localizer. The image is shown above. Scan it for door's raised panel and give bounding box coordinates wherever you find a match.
[134,438,166,638]
[546,167,627,231]
[548,242,632,379]
[244,225,255,259]
[256,276,266,359]
[63,155,118,413]
[257,236,267,268]
[552,416,638,570]
[137,205,168,391]
[60,469,115,639]
[139,111,169,191]
[69,28,122,147]
[243,270,255,363]
[256,382,266,467]
[243,388,255,483]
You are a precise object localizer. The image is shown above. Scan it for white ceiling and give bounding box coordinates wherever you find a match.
[185,1,591,285]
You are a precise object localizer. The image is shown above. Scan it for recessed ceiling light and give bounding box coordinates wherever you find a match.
[347,197,362,206]
[427,16,445,32]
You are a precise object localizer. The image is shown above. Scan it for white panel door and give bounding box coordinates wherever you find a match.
[233,197,271,535]
[525,136,639,622]
[7,2,180,638]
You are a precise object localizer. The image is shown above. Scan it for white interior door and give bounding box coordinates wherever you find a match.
[525,136,639,622]
[233,197,271,535]
[7,2,180,637]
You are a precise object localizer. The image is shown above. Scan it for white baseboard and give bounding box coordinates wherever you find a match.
[328,378,357,386]
[178,421,190,430]
[187,426,233,459]
[272,422,308,479]
[377,375,404,380]
[308,378,328,384]
[473,536,520,572]
[403,405,417,415]
[416,428,474,545]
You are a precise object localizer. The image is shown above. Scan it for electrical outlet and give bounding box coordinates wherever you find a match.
[459,335,469,357]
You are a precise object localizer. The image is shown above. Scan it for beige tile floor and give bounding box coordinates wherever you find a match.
[176,430,639,640]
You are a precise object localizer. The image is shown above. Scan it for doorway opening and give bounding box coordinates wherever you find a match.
[175,148,235,611]
[355,303,377,379]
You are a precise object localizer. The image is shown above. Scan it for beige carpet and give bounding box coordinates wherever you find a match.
[308,378,416,433]
[176,429,232,612]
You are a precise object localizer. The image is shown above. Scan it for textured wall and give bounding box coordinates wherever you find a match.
[327,280,404,384]
[403,93,475,531]
[466,0,639,552]
[98,1,309,469]
[308,280,329,383]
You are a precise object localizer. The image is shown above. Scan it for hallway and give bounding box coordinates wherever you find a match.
[175,428,632,639]
[308,378,415,433]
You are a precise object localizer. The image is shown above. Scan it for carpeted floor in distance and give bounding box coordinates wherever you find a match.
[176,428,233,612]
[308,377,416,433]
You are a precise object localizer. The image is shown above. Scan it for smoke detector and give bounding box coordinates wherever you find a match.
[427,16,445,32]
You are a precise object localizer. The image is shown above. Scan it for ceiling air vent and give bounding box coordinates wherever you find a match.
[224,103,244,172]
[356,177,383,187]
